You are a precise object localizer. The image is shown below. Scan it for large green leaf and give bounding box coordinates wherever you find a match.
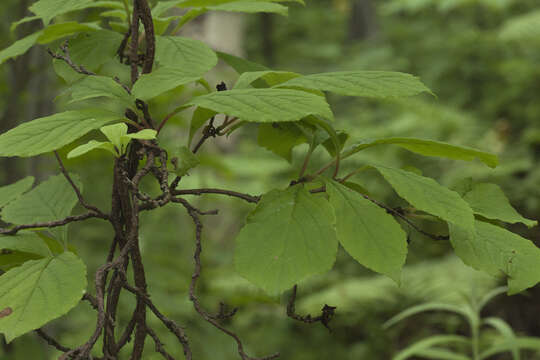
[0,232,51,258]
[0,109,122,157]
[0,252,42,272]
[60,76,134,106]
[449,220,540,294]
[343,137,498,168]
[37,22,101,44]
[0,32,43,65]
[1,174,81,227]
[325,180,407,282]
[374,165,475,231]
[155,36,218,74]
[131,67,203,101]
[216,51,268,73]
[29,0,119,25]
[276,71,433,98]
[0,252,87,342]
[188,88,334,123]
[257,123,305,162]
[208,1,288,15]
[462,183,537,228]
[0,177,34,208]
[234,70,300,89]
[234,186,338,294]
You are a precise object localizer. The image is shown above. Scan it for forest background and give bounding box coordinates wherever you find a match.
[1,0,540,358]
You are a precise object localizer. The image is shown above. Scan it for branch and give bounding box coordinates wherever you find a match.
[146,326,176,360]
[286,285,336,331]
[0,212,108,235]
[35,328,71,353]
[172,188,260,204]
[179,200,279,360]
[54,151,109,219]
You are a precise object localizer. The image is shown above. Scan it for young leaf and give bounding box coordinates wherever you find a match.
[0,232,51,258]
[257,123,305,162]
[0,252,87,342]
[449,220,540,294]
[462,183,537,228]
[325,180,407,282]
[384,303,470,328]
[155,36,218,74]
[0,177,34,208]
[100,123,127,147]
[481,337,540,359]
[170,146,200,176]
[60,76,134,106]
[188,88,334,123]
[234,186,338,294]
[374,165,475,231]
[343,137,498,168]
[131,67,203,101]
[125,129,157,140]
[216,51,268,73]
[0,32,43,65]
[67,140,116,159]
[0,109,123,157]
[276,71,434,98]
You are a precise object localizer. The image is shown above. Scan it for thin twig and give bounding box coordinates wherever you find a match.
[0,212,108,235]
[54,151,109,219]
[146,326,176,360]
[35,329,71,353]
[172,188,260,204]
[179,200,279,360]
[286,285,336,331]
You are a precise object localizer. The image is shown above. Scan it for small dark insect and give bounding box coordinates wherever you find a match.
[216,81,227,91]
[0,307,13,318]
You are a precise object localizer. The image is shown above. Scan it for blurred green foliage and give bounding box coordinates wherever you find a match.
[2,0,540,359]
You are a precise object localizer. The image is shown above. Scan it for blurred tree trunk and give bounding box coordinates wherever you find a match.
[348,0,378,40]
[260,13,275,66]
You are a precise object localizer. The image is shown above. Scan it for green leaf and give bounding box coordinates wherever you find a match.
[125,129,157,140]
[155,36,218,74]
[216,51,268,73]
[500,10,540,42]
[60,76,134,106]
[384,302,470,328]
[188,107,217,147]
[481,337,540,359]
[405,348,470,360]
[0,32,43,65]
[325,180,407,282]
[0,177,34,208]
[0,232,51,258]
[1,174,81,228]
[0,252,87,342]
[392,335,470,360]
[343,137,498,168]
[0,109,123,157]
[131,67,203,101]
[208,1,288,16]
[188,88,334,123]
[374,165,475,231]
[257,123,305,162]
[29,0,119,25]
[234,186,338,294]
[482,317,519,360]
[67,140,116,159]
[170,146,200,176]
[0,252,42,272]
[449,220,540,294]
[37,22,101,44]
[462,183,537,228]
[276,71,434,98]
[234,70,300,89]
[65,30,124,71]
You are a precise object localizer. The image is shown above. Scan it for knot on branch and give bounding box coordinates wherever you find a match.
[286,285,337,332]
